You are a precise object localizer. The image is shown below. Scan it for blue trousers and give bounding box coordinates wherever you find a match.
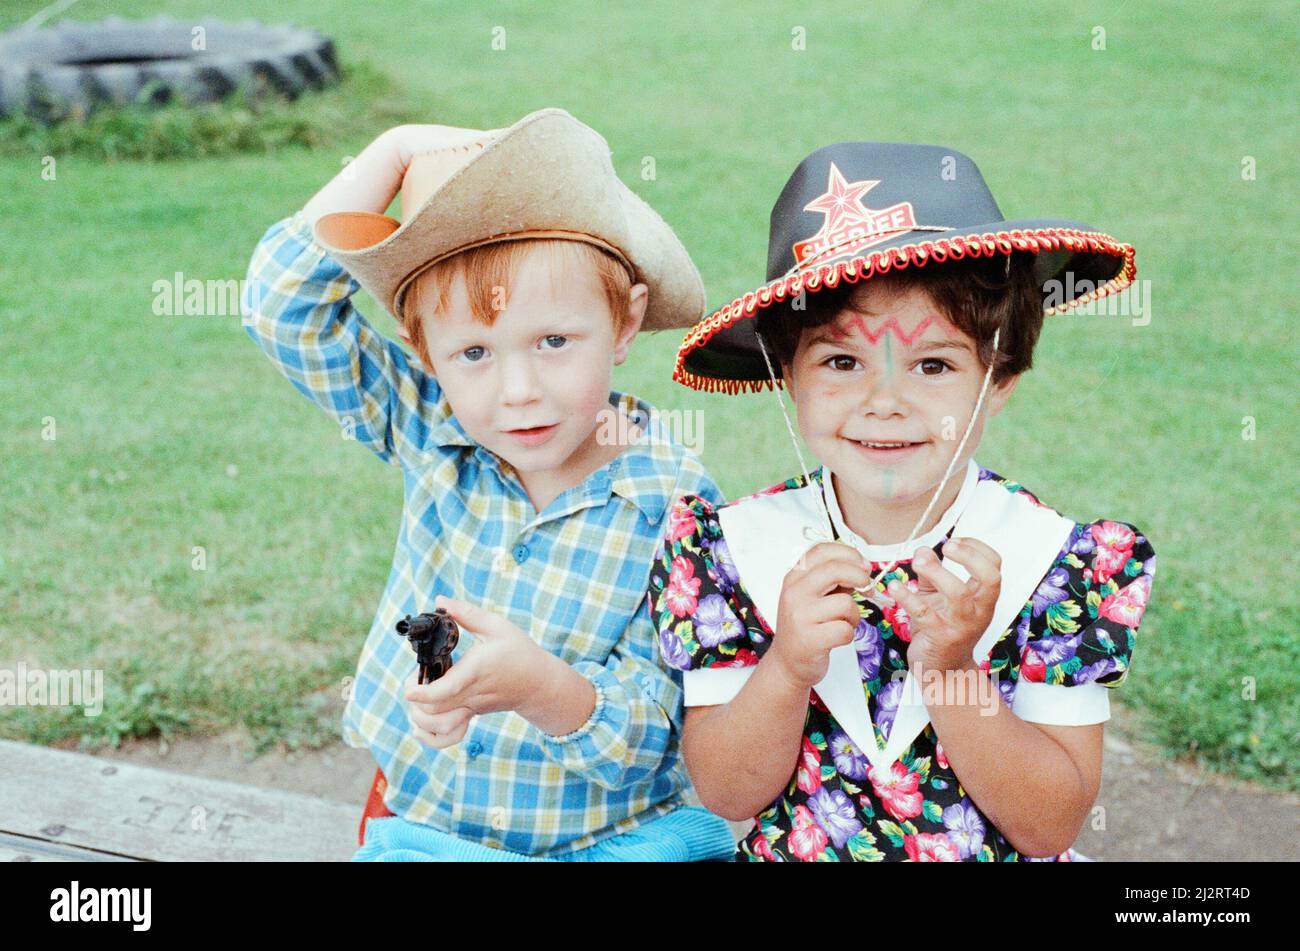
[354,806,736,862]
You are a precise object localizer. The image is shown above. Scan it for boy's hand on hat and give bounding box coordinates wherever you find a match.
[383,123,491,177]
[770,542,872,690]
[887,537,1001,673]
[403,595,547,743]
[302,123,492,227]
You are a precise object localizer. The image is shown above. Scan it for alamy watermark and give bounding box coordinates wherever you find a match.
[1043,273,1152,326]
[152,272,263,317]
[890,661,1002,717]
[596,406,704,454]
[0,662,103,716]
[50,881,151,931]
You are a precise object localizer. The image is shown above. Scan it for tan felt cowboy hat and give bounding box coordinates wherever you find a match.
[313,107,706,332]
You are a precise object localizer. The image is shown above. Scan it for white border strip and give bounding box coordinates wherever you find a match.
[1011,681,1111,726]
[683,667,756,707]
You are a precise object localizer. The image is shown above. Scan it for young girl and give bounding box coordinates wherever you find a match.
[649,142,1156,861]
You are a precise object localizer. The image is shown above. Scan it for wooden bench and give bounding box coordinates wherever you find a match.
[0,739,359,862]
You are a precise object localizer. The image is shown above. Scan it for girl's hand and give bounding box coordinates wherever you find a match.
[769,542,872,690]
[887,537,1001,672]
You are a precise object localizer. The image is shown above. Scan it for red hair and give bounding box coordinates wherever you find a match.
[402,239,633,367]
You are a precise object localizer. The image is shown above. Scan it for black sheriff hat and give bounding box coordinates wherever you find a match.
[674,142,1137,393]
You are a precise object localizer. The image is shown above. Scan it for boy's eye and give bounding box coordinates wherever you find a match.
[460,346,486,363]
[915,358,952,375]
[540,334,568,350]
[824,354,860,372]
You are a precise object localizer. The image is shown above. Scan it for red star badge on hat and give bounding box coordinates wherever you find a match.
[794,162,917,269]
[803,164,880,234]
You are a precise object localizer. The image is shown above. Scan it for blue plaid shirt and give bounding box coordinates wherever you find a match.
[241,212,724,856]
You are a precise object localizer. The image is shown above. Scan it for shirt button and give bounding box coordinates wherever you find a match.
[466,741,483,759]
[512,544,529,564]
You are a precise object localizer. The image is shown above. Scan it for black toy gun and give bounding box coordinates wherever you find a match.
[395,608,460,684]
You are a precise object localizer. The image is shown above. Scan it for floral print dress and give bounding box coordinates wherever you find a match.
[648,467,1156,862]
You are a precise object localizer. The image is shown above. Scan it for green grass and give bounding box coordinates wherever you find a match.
[1,0,1296,789]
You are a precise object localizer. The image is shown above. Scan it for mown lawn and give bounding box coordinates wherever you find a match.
[1,0,1295,787]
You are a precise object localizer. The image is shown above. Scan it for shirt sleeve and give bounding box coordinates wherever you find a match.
[535,593,684,792]
[1011,520,1156,726]
[533,452,723,791]
[647,494,768,707]
[240,211,441,469]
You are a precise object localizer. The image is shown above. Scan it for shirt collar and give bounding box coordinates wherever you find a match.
[426,397,474,449]
[821,458,981,563]
[597,392,679,524]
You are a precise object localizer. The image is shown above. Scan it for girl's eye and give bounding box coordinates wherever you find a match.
[460,346,486,363]
[916,358,952,375]
[824,355,860,372]
[540,334,568,350]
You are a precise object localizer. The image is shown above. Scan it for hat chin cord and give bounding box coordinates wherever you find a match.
[756,323,1003,597]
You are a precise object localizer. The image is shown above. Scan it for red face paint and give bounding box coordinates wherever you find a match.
[827,314,935,347]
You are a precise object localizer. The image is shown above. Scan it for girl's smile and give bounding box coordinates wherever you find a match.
[782,282,1019,545]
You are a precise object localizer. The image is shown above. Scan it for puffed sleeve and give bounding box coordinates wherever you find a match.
[1010,520,1156,726]
[646,495,766,707]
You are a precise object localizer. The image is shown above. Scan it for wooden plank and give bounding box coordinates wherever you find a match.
[0,740,360,862]
[0,847,55,862]
[0,831,135,862]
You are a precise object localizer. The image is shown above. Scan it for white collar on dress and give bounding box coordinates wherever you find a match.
[712,459,1076,771]
[821,460,981,563]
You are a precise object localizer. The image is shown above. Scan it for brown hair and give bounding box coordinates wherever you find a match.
[401,239,633,367]
[755,251,1043,384]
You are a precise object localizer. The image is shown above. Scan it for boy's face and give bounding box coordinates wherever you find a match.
[783,282,1018,511]
[416,247,646,488]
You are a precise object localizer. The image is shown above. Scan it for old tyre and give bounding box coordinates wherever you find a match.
[0,15,339,121]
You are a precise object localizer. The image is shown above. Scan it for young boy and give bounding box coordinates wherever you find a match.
[651,141,1154,860]
[241,109,735,861]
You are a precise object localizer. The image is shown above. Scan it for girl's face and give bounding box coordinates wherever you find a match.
[783,282,1019,519]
